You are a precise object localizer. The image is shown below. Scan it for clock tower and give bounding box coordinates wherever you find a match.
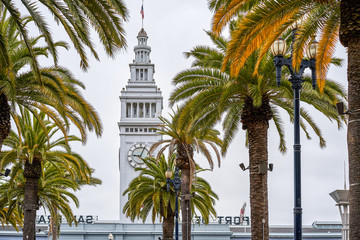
[118,28,163,222]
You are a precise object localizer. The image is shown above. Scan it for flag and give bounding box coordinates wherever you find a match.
[140,5,144,19]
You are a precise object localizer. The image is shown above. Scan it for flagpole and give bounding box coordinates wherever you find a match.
[142,0,144,28]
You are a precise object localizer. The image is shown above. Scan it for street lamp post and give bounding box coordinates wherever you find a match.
[165,166,181,240]
[271,29,318,240]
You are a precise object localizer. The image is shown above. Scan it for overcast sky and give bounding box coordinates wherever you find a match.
[32,0,349,225]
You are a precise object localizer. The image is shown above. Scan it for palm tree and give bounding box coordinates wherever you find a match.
[209,0,360,236]
[40,164,101,240]
[0,162,100,240]
[169,32,346,240]
[340,2,360,237]
[149,113,222,240]
[39,163,81,240]
[0,162,77,236]
[123,154,218,240]
[1,0,128,73]
[0,108,96,240]
[0,10,102,151]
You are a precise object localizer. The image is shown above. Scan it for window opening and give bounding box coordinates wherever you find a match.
[145,103,150,117]
[126,103,131,117]
[139,103,144,118]
[133,103,137,117]
[151,103,156,118]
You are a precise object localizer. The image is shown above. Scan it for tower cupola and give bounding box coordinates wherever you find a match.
[134,28,151,64]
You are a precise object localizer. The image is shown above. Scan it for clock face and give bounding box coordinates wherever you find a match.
[127,144,150,168]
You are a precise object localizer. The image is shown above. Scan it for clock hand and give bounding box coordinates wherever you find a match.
[139,147,146,156]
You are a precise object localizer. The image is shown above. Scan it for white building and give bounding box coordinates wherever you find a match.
[118,28,163,223]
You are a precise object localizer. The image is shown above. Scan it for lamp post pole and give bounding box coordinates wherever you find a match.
[166,166,181,240]
[271,29,317,240]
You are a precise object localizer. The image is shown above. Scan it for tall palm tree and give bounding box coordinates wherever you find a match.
[39,163,81,240]
[169,32,346,240]
[340,1,360,237]
[149,114,222,240]
[42,164,101,240]
[0,162,77,234]
[0,162,100,240]
[209,0,360,236]
[123,154,218,240]
[0,0,128,73]
[0,10,102,151]
[0,108,96,240]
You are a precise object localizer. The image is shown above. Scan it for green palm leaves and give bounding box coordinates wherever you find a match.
[0,108,100,236]
[0,9,102,238]
[171,32,345,154]
[123,154,218,226]
[151,113,222,173]
[0,10,102,150]
[210,0,341,91]
[0,0,128,71]
[123,155,174,223]
[149,113,222,240]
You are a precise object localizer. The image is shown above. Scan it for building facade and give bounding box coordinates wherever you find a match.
[0,221,342,240]
[118,28,163,223]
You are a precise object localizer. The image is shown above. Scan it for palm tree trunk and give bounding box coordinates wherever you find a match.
[347,37,360,239]
[176,144,193,240]
[340,0,360,238]
[23,158,41,240]
[162,203,175,240]
[180,167,191,240]
[23,178,39,240]
[247,121,269,240]
[50,207,59,240]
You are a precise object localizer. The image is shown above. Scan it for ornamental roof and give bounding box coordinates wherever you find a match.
[138,28,148,37]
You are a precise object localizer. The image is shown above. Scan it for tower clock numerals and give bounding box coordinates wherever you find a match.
[127,143,150,168]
